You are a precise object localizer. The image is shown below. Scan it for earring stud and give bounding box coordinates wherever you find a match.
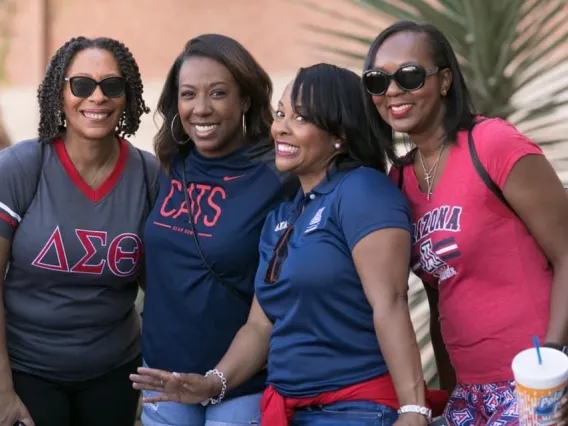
[334,142,341,149]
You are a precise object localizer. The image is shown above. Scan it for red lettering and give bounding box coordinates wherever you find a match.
[32,227,70,272]
[204,187,226,227]
[187,182,197,215]
[158,179,226,229]
[107,233,142,277]
[194,184,211,223]
[32,228,142,278]
[173,200,189,220]
[70,230,107,274]
[160,179,182,217]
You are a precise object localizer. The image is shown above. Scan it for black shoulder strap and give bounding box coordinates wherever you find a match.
[467,119,514,212]
[23,141,45,217]
[136,148,153,212]
[396,149,416,190]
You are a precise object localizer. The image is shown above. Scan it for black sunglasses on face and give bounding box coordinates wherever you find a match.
[65,76,126,98]
[363,64,439,96]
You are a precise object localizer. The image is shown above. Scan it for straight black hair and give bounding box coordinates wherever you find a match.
[363,20,476,165]
[154,34,273,168]
[291,63,392,173]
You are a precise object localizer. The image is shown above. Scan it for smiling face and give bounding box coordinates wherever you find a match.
[62,48,126,141]
[370,31,451,137]
[177,56,249,158]
[271,81,338,184]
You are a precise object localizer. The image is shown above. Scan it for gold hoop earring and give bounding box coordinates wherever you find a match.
[170,113,190,145]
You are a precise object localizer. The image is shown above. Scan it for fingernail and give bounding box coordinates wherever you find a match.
[172,372,180,377]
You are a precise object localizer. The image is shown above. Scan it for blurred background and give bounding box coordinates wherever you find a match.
[1,0,568,389]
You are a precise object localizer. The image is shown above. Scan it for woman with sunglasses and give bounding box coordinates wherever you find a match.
[131,63,449,426]
[136,34,298,426]
[0,37,158,426]
[362,20,568,425]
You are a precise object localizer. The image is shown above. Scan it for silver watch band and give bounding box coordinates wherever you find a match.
[397,404,433,422]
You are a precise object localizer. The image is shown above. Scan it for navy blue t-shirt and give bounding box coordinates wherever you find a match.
[255,166,412,397]
[141,141,297,399]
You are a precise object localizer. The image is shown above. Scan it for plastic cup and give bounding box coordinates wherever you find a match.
[512,347,568,425]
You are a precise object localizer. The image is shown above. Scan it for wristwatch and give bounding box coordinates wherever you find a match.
[398,405,433,423]
[543,342,568,355]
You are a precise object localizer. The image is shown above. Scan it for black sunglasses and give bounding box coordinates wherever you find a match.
[65,76,125,98]
[264,225,294,284]
[363,64,439,96]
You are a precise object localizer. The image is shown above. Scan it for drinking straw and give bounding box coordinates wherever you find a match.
[533,335,543,365]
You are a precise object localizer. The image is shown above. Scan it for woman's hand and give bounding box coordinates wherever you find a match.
[130,367,222,404]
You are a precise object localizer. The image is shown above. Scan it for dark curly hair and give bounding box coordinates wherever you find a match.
[37,36,150,143]
[154,33,273,168]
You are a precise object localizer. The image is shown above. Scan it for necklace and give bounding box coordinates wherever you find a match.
[418,143,445,200]
[86,145,119,188]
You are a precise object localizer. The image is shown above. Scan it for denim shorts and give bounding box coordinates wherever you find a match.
[141,390,262,426]
[291,400,398,426]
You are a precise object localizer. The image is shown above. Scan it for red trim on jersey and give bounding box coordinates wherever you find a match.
[53,137,129,203]
[0,212,17,228]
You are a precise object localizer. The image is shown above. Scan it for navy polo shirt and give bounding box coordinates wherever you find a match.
[255,166,412,397]
[142,141,297,400]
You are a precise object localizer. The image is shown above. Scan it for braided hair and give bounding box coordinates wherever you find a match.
[37,36,150,143]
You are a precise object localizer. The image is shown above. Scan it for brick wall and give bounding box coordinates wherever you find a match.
[3,0,385,87]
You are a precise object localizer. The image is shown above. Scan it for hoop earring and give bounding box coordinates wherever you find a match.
[242,113,247,138]
[170,113,190,145]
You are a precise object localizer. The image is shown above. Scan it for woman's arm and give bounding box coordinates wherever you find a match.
[502,155,568,344]
[211,296,272,392]
[0,239,12,394]
[131,296,272,404]
[0,237,35,426]
[423,284,456,393]
[354,227,427,425]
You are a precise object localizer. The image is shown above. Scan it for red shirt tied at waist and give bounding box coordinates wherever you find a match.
[260,374,448,426]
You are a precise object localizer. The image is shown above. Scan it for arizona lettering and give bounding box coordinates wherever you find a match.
[413,205,462,243]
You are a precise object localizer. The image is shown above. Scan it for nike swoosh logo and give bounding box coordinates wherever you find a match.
[223,174,245,182]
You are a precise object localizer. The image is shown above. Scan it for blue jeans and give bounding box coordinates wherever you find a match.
[141,390,262,426]
[291,401,398,426]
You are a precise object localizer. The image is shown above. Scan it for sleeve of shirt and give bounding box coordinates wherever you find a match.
[473,118,543,189]
[0,140,43,240]
[336,167,412,251]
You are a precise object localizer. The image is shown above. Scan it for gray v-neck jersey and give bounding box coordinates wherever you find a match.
[0,139,159,381]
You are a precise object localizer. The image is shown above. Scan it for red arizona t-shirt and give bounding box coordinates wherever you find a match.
[390,118,551,384]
